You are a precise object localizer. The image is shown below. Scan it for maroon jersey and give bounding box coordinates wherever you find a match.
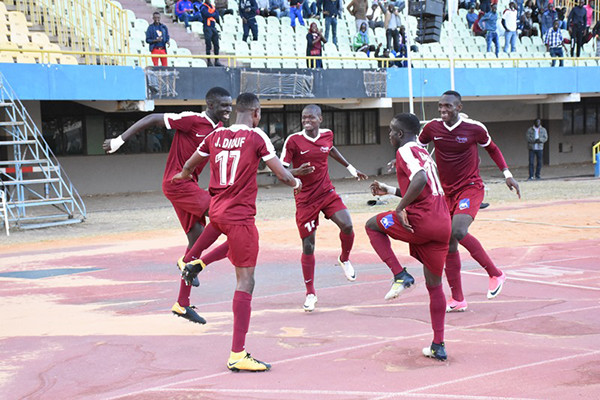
[280,129,335,204]
[163,112,221,184]
[395,142,445,218]
[417,117,491,195]
[198,124,276,225]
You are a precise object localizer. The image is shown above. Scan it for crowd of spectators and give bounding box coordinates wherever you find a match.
[159,0,598,68]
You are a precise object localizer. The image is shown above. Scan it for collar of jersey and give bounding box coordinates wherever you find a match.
[201,111,218,129]
[443,117,463,132]
[302,129,327,142]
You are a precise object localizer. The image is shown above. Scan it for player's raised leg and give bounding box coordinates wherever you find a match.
[330,208,356,281]
[445,214,471,312]
[365,215,414,300]
[301,232,318,312]
[459,233,506,299]
[421,250,448,361]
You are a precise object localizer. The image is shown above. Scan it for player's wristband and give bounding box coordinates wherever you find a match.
[292,178,301,189]
[380,182,396,195]
[503,169,513,179]
[346,164,358,178]
[108,135,125,153]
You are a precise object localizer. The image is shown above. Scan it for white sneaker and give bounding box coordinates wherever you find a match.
[337,257,356,281]
[303,294,317,312]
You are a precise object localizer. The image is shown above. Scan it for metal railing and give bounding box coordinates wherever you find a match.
[6,0,129,65]
[1,47,599,68]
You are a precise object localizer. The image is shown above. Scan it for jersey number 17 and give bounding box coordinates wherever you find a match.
[215,150,241,185]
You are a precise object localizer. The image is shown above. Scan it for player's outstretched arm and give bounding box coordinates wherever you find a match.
[102,114,165,154]
[484,141,521,199]
[395,170,428,233]
[370,180,401,197]
[329,146,368,180]
[171,151,208,183]
[265,157,303,195]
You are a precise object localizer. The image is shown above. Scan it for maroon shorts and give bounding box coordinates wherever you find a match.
[162,180,210,233]
[295,189,347,239]
[445,183,485,220]
[212,221,259,268]
[375,210,450,277]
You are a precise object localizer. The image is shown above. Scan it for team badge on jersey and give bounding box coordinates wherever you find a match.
[320,146,330,153]
[459,198,470,210]
[380,214,395,229]
[456,136,467,143]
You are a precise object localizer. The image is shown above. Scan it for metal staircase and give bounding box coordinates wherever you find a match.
[0,72,86,231]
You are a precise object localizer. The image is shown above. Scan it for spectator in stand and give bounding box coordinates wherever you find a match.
[200,0,222,66]
[257,0,271,17]
[397,25,409,66]
[240,0,259,41]
[526,118,548,180]
[384,3,402,52]
[165,0,177,17]
[557,6,568,29]
[347,0,370,32]
[269,0,289,18]
[215,0,234,18]
[367,2,385,29]
[192,1,205,23]
[544,19,567,66]
[593,20,600,57]
[306,21,326,68]
[146,12,170,66]
[524,0,539,23]
[175,0,201,32]
[568,0,588,57]
[502,1,518,53]
[540,3,557,37]
[290,0,306,30]
[303,0,319,19]
[473,9,487,36]
[480,4,500,56]
[353,21,373,52]
[374,44,403,67]
[585,0,595,28]
[536,0,550,14]
[466,4,478,28]
[318,0,342,47]
[480,0,491,13]
[520,8,537,38]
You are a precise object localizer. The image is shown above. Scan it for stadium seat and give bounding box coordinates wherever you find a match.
[59,55,79,65]
[134,18,149,31]
[16,53,37,64]
[10,31,30,46]
[191,58,208,67]
[31,32,51,47]
[7,11,31,27]
[250,58,265,68]
[151,0,167,11]
[0,53,15,63]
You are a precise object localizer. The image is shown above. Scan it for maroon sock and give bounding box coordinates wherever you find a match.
[231,290,252,353]
[365,227,403,276]
[427,283,446,344]
[177,278,193,307]
[459,233,501,277]
[445,251,464,302]
[184,223,222,263]
[202,241,229,265]
[339,230,354,262]
[301,253,316,295]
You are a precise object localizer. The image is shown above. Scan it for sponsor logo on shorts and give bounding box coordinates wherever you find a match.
[456,136,467,143]
[459,198,470,210]
[320,146,329,153]
[380,214,395,229]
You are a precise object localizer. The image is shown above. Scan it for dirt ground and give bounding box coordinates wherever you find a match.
[1,162,599,251]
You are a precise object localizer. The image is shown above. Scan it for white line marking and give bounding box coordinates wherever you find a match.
[152,387,537,400]
[462,271,600,291]
[106,304,600,400]
[398,350,600,396]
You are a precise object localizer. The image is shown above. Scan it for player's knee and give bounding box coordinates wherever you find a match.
[340,223,353,235]
[302,241,315,255]
[451,227,468,242]
[365,217,378,231]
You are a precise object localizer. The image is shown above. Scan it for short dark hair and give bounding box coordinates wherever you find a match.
[442,90,462,102]
[206,87,231,103]
[153,11,160,16]
[236,92,260,113]
[303,104,321,116]
[393,113,421,135]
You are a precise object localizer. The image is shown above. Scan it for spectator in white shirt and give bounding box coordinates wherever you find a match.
[502,1,518,53]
